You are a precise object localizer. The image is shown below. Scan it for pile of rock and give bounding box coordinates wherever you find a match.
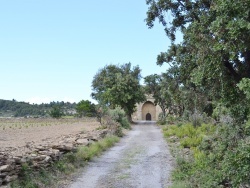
[0,129,109,186]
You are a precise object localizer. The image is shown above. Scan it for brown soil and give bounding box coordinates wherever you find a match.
[0,118,99,156]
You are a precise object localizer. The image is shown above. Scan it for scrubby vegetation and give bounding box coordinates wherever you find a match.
[95,106,131,137]
[163,119,250,188]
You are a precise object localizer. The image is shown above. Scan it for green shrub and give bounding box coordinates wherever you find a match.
[189,111,203,127]
[170,181,190,188]
[164,121,250,188]
[166,115,176,124]
[49,106,64,118]
[222,138,250,187]
[109,107,131,129]
[157,112,166,125]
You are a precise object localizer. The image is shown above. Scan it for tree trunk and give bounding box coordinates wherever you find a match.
[127,114,133,123]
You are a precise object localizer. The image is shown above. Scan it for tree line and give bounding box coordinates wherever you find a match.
[143,0,250,187]
[0,99,77,117]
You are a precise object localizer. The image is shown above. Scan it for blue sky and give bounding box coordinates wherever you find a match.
[0,0,172,104]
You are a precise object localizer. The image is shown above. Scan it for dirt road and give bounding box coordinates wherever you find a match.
[69,122,174,188]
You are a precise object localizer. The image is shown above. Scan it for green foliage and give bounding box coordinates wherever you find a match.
[157,112,166,125]
[238,78,250,99]
[212,103,230,121]
[163,121,250,187]
[49,106,63,118]
[146,0,250,187]
[170,181,189,188]
[76,100,96,117]
[108,107,131,129]
[11,163,39,188]
[146,0,250,122]
[91,63,146,118]
[189,111,203,127]
[0,99,76,117]
[76,136,120,161]
[164,123,215,148]
[144,72,184,117]
[221,138,250,187]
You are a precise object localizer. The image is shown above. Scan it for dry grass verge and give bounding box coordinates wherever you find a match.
[10,135,120,188]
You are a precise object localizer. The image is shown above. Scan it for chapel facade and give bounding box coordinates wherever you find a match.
[132,95,162,121]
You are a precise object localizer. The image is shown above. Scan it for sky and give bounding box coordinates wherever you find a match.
[0,0,173,104]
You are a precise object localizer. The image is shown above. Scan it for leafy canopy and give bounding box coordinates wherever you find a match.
[146,0,250,120]
[49,106,63,118]
[91,63,146,118]
[76,100,96,117]
[144,73,181,116]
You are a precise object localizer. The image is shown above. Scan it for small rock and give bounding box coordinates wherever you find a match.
[38,150,53,156]
[13,157,21,164]
[35,146,44,150]
[43,156,52,163]
[76,139,89,145]
[65,138,75,143]
[0,172,7,178]
[20,157,27,164]
[0,165,14,172]
[4,175,18,183]
[53,144,75,151]
[33,155,47,161]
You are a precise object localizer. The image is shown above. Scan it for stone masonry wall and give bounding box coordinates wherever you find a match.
[0,129,109,186]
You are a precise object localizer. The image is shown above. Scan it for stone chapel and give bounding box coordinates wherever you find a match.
[132,95,162,121]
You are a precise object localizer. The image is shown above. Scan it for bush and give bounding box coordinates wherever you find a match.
[109,107,131,129]
[157,112,166,125]
[164,121,250,188]
[49,106,64,118]
[189,111,203,127]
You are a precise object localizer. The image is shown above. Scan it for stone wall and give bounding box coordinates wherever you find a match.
[0,129,109,186]
[132,95,162,121]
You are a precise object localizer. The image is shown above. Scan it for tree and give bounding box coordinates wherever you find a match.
[144,74,169,117]
[91,63,146,121]
[146,0,250,121]
[49,106,63,118]
[76,100,96,117]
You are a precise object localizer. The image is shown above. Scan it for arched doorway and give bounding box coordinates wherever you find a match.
[146,113,151,121]
[142,101,156,121]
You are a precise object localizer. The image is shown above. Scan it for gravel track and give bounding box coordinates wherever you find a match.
[69,122,174,188]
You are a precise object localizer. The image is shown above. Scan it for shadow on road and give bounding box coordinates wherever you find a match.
[132,121,157,125]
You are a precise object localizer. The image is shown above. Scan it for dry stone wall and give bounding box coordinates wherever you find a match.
[0,129,109,186]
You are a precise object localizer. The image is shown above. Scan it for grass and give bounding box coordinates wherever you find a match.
[170,181,190,188]
[162,123,216,188]
[10,135,120,188]
[163,123,216,148]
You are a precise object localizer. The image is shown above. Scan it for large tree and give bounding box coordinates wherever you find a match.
[91,63,146,121]
[146,0,250,120]
[76,100,96,117]
[144,73,178,117]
